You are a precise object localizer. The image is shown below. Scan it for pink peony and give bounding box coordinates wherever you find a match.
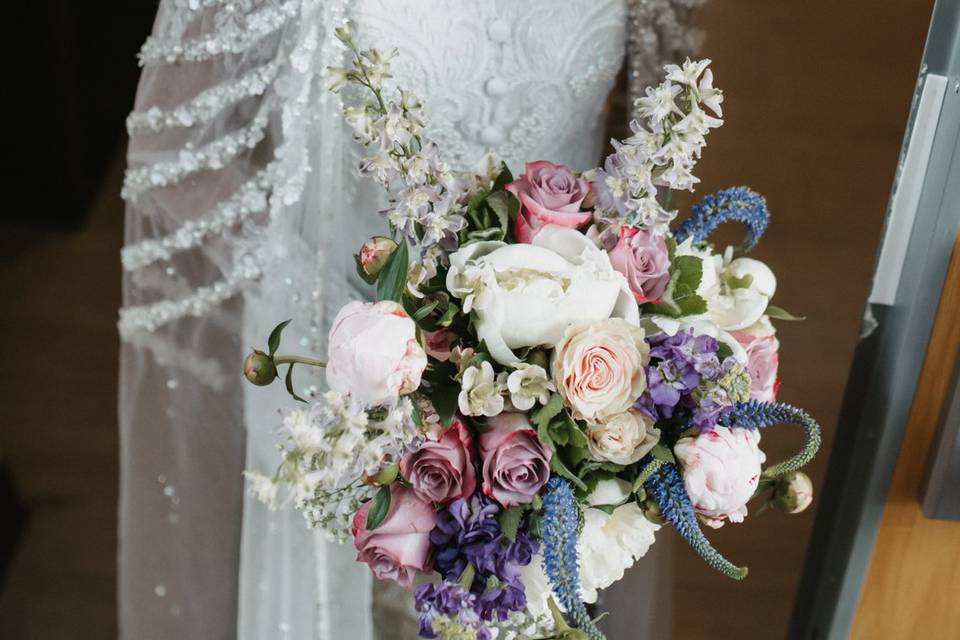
[608,226,671,304]
[422,328,458,362]
[551,318,650,424]
[730,320,780,402]
[400,418,477,504]
[479,413,552,507]
[505,160,592,243]
[352,484,437,588]
[326,301,427,406]
[673,427,766,528]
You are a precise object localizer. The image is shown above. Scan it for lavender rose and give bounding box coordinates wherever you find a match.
[608,226,671,304]
[352,484,437,588]
[400,418,477,504]
[479,413,552,507]
[505,160,592,243]
[674,427,766,528]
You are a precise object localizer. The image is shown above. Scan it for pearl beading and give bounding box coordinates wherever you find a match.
[139,0,299,66]
[126,61,280,134]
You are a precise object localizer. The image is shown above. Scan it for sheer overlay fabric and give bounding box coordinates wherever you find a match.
[119,1,704,638]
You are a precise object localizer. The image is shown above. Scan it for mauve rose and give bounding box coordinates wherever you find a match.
[479,413,552,507]
[608,226,671,304]
[730,318,780,402]
[505,161,592,243]
[352,484,437,588]
[400,418,477,504]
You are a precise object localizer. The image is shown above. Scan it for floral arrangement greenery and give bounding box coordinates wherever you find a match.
[243,24,820,640]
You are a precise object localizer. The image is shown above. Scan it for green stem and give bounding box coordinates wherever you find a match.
[273,355,327,368]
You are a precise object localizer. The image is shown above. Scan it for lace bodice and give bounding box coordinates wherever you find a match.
[350,0,626,173]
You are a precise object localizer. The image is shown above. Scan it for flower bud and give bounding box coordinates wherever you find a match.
[526,348,550,371]
[357,236,398,280]
[641,498,664,525]
[772,471,814,514]
[363,462,400,486]
[243,350,277,386]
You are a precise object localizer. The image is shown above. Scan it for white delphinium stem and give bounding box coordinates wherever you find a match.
[588,58,724,235]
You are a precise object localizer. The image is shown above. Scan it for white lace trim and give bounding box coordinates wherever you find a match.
[118,253,262,337]
[121,168,274,271]
[139,0,299,65]
[121,108,270,201]
[124,329,230,391]
[126,61,281,134]
[171,0,254,10]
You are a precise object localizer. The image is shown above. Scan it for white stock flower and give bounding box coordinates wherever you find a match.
[506,363,555,411]
[446,225,640,365]
[458,361,506,417]
[576,480,660,603]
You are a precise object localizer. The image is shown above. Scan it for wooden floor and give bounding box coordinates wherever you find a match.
[0,1,936,638]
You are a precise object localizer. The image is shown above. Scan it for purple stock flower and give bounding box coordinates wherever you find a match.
[414,582,489,639]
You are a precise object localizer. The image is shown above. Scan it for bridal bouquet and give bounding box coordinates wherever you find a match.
[244,25,821,640]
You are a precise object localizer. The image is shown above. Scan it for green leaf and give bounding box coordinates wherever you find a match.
[491,163,514,192]
[533,394,565,449]
[284,364,308,403]
[672,255,703,291]
[766,304,806,321]
[376,240,409,302]
[267,319,292,357]
[412,300,439,322]
[550,455,588,492]
[486,191,511,241]
[437,302,460,327]
[432,383,460,427]
[497,506,524,543]
[365,485,392,530]
[649,443,676,464]
[716,342,734,361]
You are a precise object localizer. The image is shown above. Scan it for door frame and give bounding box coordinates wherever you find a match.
[790,2,960,638]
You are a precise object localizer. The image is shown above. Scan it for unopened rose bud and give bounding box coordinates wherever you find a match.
[357,236,398,280]
[772,471,814,514]
[243,350,277,386]
[642,498,664,525]
[363,462,400,486]
[526,349,549,370]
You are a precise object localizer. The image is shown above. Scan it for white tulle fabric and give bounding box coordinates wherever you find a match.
[119,1,704,639]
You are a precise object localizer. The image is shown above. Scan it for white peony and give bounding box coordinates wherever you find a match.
[446,224,640,365]
[676,239,776,331]
[326,301,427,406]
[578,502,659,603]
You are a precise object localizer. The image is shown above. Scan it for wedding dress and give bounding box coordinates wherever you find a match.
[119,1,704,639]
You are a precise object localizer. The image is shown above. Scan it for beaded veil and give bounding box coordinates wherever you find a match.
[119,1,705,638]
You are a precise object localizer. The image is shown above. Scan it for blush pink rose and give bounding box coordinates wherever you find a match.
[674,427,766,529]
[505,160,592,243]
[479,413,552,507]
[352,484,437,588]
[422,328,458,362]
[551,319,650,424]
[608,226,671,304]
[327,300,428,407]
[400,418,477,504]
[730,323,781,403]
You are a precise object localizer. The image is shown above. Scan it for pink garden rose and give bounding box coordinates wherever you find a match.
[327,300,428,406]
[479,413,552,507]
[422,328,458,362]
[730,319,780,402]
[505,160,592,243]
[674,427,767,528]
[551,318,650,424]
[608,226,671,304]
[352,484,437,588]
[400,418,477,503]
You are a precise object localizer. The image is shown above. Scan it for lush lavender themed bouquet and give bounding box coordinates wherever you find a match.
[243,25,821,640]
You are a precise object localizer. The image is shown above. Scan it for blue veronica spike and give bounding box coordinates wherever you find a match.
[717,400,822,478]
[645,463,749,580]
[542,477,605,640]
[674,186,770,255]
